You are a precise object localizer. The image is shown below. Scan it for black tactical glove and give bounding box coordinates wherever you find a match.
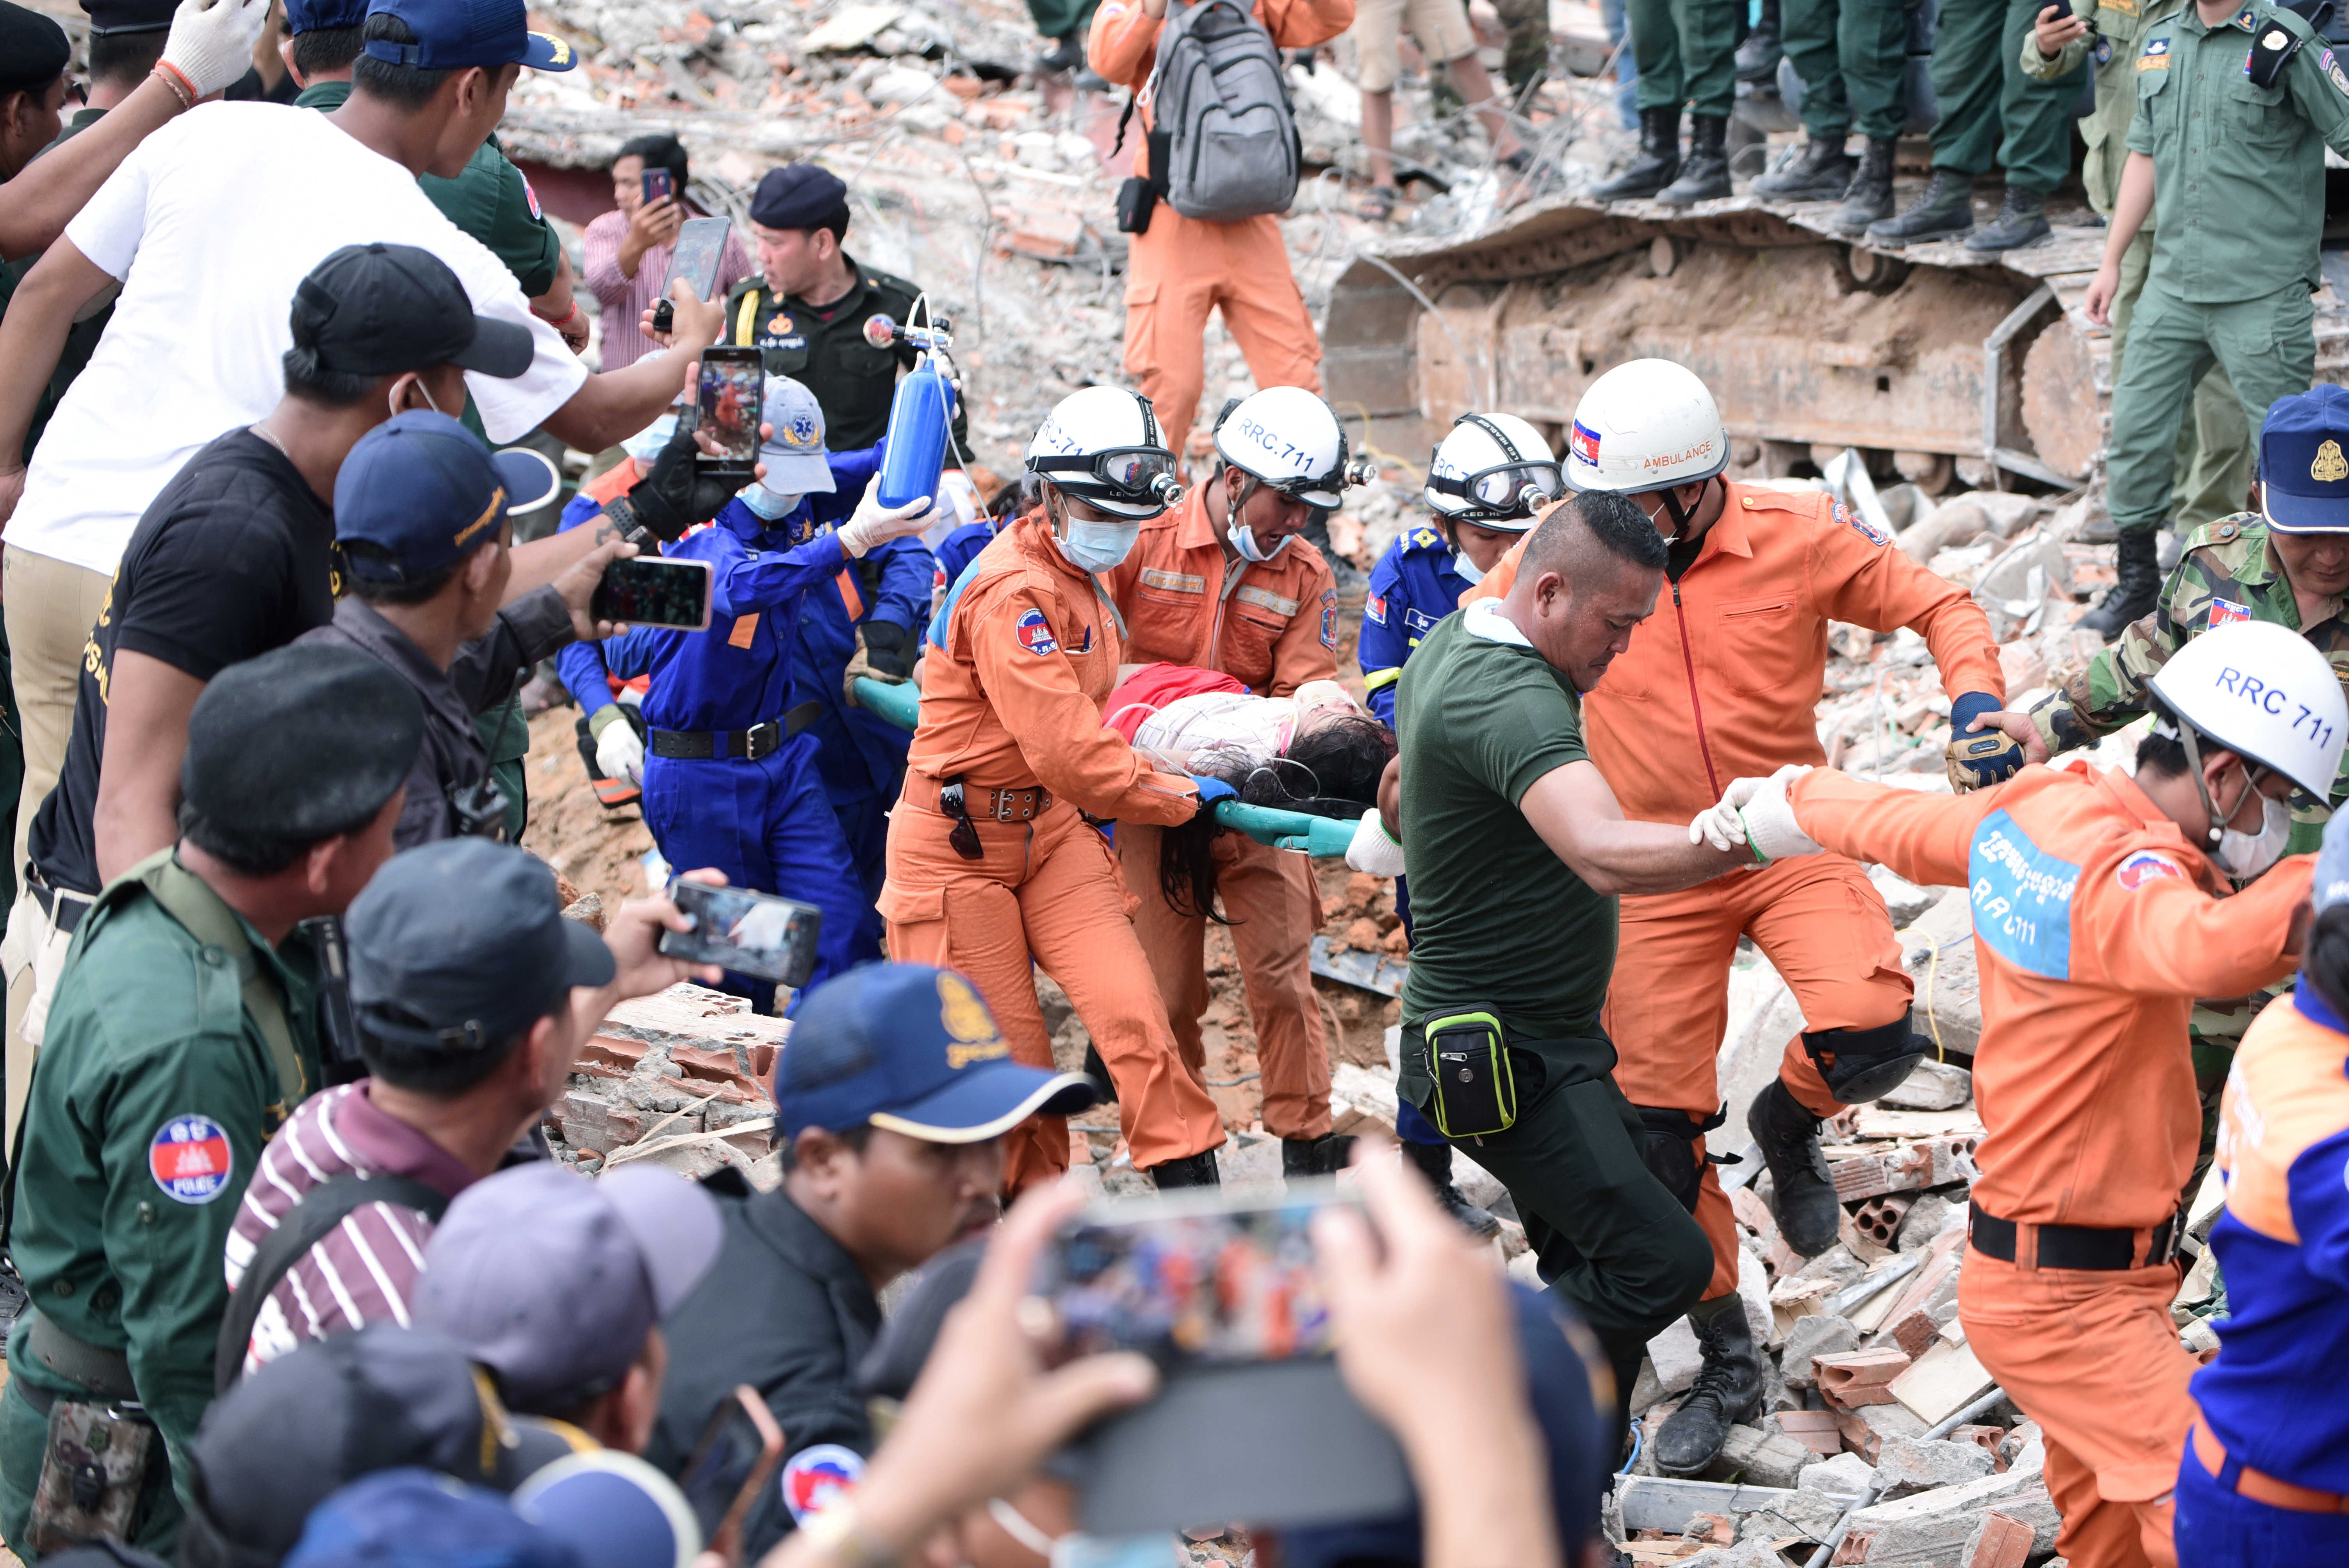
[843,620,914,707]
[603,423,753,545]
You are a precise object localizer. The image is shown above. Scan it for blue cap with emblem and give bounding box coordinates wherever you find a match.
[2261,385,2349,534]
[335,412,561,583]
[773,963,1097,1144]
[749,162,850,231]
[759,376,837,495]
[360,0,577,72]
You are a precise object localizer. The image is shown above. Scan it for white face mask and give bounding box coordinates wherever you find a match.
[1453,546,1486,586]
[740,485,805,522]
[1055,516,1142,574]
[1230,521,1290,563]
[2218,791,2294,878]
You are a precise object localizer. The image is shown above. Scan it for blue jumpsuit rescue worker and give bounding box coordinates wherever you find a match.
[0,645,421,1557]
[795,527,935,959]
[2180,807,2349,1564]
[1355,411,1560,1237]
[558,379,932,1005]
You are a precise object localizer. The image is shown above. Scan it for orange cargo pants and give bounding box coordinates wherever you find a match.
[880,793,1227,1190]
[1960,1251,2196,1568]
[1124,206,1322,458]
[1116,824,1334,1142]
[1603,853,1913,1299]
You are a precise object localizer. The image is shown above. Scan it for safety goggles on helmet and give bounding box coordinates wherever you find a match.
[1030,446,1184,508]
[1428,414,1562,519]
[1212,398,1371,508]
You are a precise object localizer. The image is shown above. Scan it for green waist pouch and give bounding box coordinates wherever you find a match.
[1423,1007,1517,1138]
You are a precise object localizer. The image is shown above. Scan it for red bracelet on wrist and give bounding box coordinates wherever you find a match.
[151,61,196,109]
[534,300,583,331]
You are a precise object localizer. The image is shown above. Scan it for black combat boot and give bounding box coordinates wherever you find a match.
[1282,1134,1357,1179]
[1828,136,1897,234]
[1034,29,1084,73]
[1593,107,1682,200]
[2081,530,2163,641]
[1965,185,2050,252]
[1864,169,1976,248]
[1751,135,1852,201]
[1082,1043,1118,1100]
[1657,114,1731,205]
[1151,1151,1221,1189]
[1748,1079,1843,1257]
[1404,1138,1502,1239]
[1653,1299,1766,1475]
[1735,0,1781,82]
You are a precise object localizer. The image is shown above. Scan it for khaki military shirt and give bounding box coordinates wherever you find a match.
[2022,0,2187,217]
[2124,2,2349,303]
[721,256,971,453]
[2033,513,2349,853]
[5,856,319,1547]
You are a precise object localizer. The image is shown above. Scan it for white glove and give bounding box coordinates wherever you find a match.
[1346,808,1406,878]
[594,712,646,786]
[162,0,271,99]
[1690,766,1820,862]
[837,475,934,558]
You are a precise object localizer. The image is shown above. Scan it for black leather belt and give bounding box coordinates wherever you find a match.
[1969,1203,2184,1270]
[27,874,92,936]
[649,701,821,761]
[25,1309,137,1401]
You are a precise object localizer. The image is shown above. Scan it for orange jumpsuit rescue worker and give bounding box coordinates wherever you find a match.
[882,386,1230,1192]
[1105,386,1361,1178]
[1691,618,2345,1568]
[1465,358,2014,1475]
[1087,0,1352,456]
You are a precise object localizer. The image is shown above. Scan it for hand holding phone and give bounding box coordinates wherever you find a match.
[693,346,764,478]
[656,880,822,986]
[590,556,715,632]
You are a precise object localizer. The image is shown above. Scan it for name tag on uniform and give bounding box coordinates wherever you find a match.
[1141,568,1204,593]
[1968,810,2079,980]
[1236,584,1299,617]
[1404,606,1439,634]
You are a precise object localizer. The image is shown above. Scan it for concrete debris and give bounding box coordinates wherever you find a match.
[548,983,788,1183]
[1800,1451,1878,1499]
[1878,1062,1972,1114]
[1705,1424,1816,1490]
[1870,1437,1995,1500]
[1780,1314,1859,1389]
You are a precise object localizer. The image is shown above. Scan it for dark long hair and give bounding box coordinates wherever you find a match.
[1156,713,1396,920]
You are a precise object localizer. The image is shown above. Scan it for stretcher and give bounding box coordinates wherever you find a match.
[851,677,1359,858]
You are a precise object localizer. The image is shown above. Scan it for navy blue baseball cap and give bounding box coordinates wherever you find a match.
[775,964,1096,1144]
[283,0,367,31]
[336,412,560,584]
[346,839,614,1056]
[750,164,850,231]
[362,0,577,72]
[285,1470,572,1568]
[2262,385,2349,534]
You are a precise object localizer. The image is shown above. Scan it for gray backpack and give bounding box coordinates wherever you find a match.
[1148,0,1301,221]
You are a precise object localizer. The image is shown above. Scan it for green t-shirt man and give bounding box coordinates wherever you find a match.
[1395,598,1617,1055]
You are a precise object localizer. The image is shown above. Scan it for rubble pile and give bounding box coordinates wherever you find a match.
[544,982,791,1185]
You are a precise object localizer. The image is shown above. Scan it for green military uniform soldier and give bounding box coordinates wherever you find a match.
[1976,388,2349,1194]
[0,647,421,1557]
[1592,0,1742,205]
[2082,0,2349,637]
[2022,0,2253,565]
[1749,0,1912,232]
[724,165,971,456]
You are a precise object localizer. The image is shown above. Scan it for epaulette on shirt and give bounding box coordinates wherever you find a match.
[1403,524,1445,553]
[2180,512,2261,565]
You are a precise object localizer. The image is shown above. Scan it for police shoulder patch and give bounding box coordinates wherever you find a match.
[2208,597,2255,627]
[2116,850,2184,890]
[1320,589,1338,650]
[1410,526,1441,550]
[150,1114,235,1205]
[519,170,542,222]
[1365,591,1388,625]
[781,1444,864,1523]
[1835,500,1893,547]
[1015,607,1059,656]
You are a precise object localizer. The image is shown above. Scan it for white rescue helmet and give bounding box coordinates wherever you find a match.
[1211,386,1364,508]
[1426,412,1562,529]
[1025,386,1184,520]
[2146,619,2348,801]
[1563,358,1731,496]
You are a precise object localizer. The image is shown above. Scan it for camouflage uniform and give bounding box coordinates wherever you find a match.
[2026,511,2349,1187]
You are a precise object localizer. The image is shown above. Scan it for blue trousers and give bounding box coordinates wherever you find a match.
[2174,1436,2349,1567]
[642,734,868,1011]
[820,775,890,966]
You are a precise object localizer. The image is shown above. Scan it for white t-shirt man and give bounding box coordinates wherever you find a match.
[9,101,589,578]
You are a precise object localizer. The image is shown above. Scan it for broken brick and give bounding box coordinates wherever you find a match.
[1963,1513,2034,1568]
[1772,1409,1845,1455]
[1815,1348,1912,1409]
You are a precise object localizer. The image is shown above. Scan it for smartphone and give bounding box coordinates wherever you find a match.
[694,346,763,479]
[658,879,823,987]
[662,216,733,306]
[679,1386,785,1552]
[590,557,714,632]
[1040,1183,1410,1534]
[642,167,674,207]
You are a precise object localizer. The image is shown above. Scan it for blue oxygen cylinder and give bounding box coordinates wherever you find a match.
[877,353,956,508]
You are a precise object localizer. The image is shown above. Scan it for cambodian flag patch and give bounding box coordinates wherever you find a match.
[1569,421,1603,465]
[2208,597,2253,627]
[1365,591,1387,625]
[1015,608,1059,656]
[781,1444,864,1522]
[2117,850,2184,890]
[150,1114,233,1205]
[1836,501,1892,547]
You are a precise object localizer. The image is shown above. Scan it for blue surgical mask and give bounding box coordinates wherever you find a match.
[1454,547,1486,586]
[1054,517,1142,574]
[1231,522,1289,563]
[740,485,805,522]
